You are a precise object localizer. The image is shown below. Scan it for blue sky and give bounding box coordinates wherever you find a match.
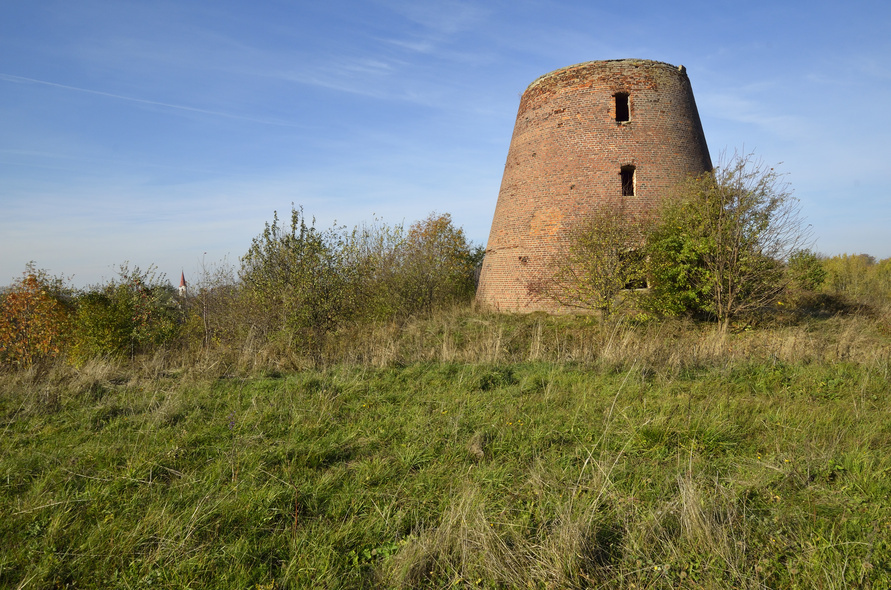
[2,0,890,287]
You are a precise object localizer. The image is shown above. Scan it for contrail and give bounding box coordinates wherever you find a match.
[0,72,303,128]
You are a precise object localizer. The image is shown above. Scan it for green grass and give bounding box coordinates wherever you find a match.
[2,329,891,587]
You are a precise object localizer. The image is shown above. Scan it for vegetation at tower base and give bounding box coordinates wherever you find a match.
[526,152,812,330]
[646,152,810,331]
[527,203,652,322]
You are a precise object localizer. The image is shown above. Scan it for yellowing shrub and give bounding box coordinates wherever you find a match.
[0,268,71,368]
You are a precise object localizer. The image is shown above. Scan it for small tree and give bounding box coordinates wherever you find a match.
[647,152,809,330]
[339,218,407,321]
[822,253,875,295]
[528,204,650,322]
[396,213,477,315]
[239,207,351,352]
[183,255,242,350]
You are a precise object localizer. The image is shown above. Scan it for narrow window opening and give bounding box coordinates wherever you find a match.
[621,165,635,196]
[615,93,630,122]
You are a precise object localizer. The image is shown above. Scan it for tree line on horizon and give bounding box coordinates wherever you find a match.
[1,153,890,370]
[0,210,483,369]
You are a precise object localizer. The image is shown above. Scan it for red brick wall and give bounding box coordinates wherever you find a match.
[477,59,712,312]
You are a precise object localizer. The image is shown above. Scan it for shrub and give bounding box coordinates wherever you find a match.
[339,218,408,322]
[239,207,351,353]
[339,213,481,320]
[528,203,650,321]
[787,249,827,292]
[69,265,181,364]
[0,265,72,368]
[395,213,478,315]
[647,152,810,330]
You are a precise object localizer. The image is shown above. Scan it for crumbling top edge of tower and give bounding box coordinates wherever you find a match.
[525,58,687,94]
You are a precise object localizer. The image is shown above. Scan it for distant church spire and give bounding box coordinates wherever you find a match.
[179,271,187,297]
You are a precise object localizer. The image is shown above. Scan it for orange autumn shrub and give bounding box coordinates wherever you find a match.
[0,268,72,368]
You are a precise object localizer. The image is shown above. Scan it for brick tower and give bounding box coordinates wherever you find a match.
[477,59,712,312]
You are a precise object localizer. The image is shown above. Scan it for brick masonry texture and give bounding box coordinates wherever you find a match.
[476,59,712,312]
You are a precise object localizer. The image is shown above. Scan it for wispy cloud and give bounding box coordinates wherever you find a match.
[0,73,306,128]
[383,37,436,54]
[370,0,496,67]
[701,89,813,143]
[378,0,490,35]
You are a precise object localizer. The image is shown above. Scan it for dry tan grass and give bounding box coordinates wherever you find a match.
[311,307,891,379]
[382,470,619,589]
[7,303,887,400]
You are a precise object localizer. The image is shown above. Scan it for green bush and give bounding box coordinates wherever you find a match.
[339,218,408,322]
[238,209,481,350]
[646,152,808,329]
[69,265,181,364]
[787,249,827,291]
[239,207,353,353]
[394,213,478,315]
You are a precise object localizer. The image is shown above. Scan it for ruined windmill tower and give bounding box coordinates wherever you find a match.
[476,59,712,312]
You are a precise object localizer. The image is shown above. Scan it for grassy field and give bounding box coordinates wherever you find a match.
[2,311,890,589]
